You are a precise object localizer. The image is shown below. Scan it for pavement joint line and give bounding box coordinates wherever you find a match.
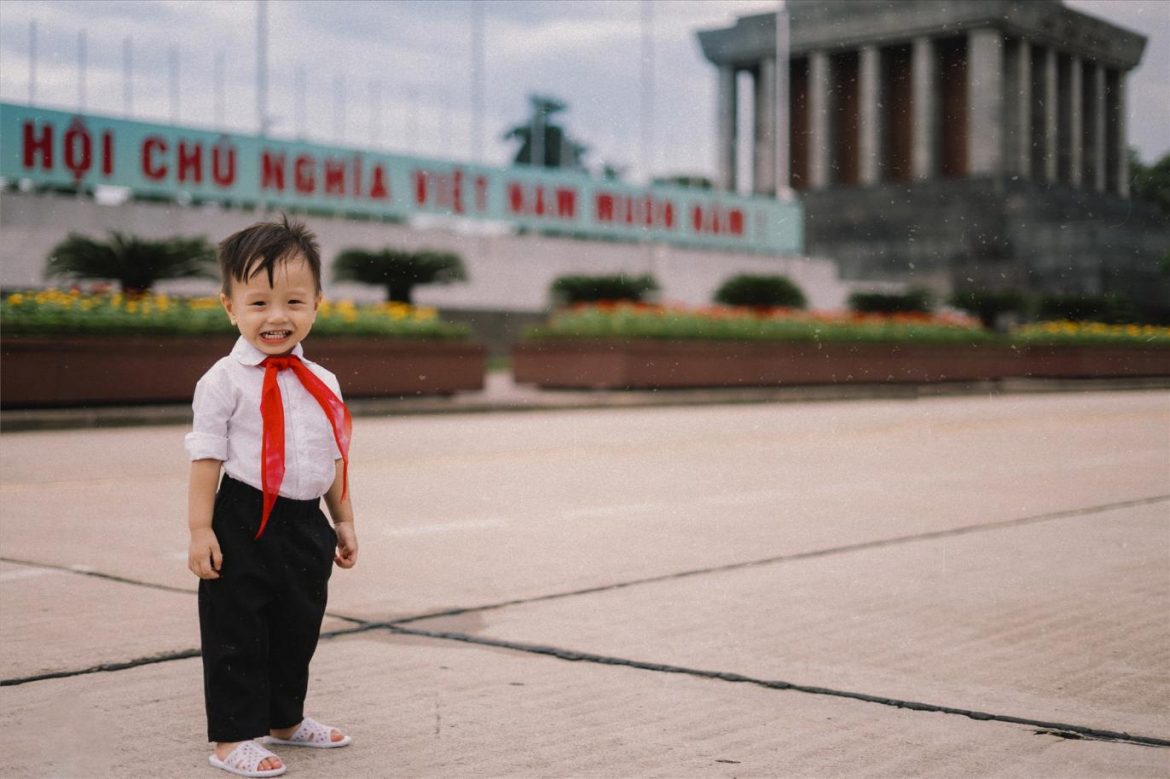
[3,494,1166,687]
[384,624,1170,750]
[0,621,383,688]
[0,555,366,622]
[388,494,1170,626]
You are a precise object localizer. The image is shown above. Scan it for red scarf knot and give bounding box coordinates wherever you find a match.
[257,355,351,539]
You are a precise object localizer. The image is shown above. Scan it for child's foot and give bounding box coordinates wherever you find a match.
[209,740,285,777]
[265,717,352,748]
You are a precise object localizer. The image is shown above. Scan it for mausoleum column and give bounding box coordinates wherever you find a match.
[809,50,830,189]
[1043,47,1058,182]
[1115,74,1129,197]
[753,58,777,194]
[859,45,881,185]
[1091,63,1107,192]
[968,28,1004,176]
[1013,39,1032,178]
[1068,54,1083,187]
[717,64,738,192]
[911,36,936,180]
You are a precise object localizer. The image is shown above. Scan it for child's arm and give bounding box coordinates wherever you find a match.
[323,459,358,569]
[188,459,224,579]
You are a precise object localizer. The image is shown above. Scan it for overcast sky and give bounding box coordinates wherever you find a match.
[1,0,1167,186]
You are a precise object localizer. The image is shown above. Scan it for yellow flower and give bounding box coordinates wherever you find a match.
[7,293,24,306]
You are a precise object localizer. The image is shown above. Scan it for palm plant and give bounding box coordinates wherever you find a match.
[46,232,215,294]
[333,248,467,304]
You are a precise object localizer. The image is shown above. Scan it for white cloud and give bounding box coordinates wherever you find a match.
[1,0,1166,180]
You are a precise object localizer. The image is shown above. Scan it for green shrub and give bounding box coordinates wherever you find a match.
[549,274,659,305]
[848,288,934,315]
[334,248,467,304]
[1037,293,1137,324]
[714,274,807,309]
[949,289,1027,330]
[46,232,215,294]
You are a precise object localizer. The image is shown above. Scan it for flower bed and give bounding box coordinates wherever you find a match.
[513,304,1170,389]
[1,291,485,407]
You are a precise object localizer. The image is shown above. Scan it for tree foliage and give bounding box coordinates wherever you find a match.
[549,274,659,305]
[949,289,1026,330]
[1129,150,1170,216]
[45,232,215,294]
[848,288,934,315]
[714,274,807,309]
[333,248,467,304]
[504,94,588,171]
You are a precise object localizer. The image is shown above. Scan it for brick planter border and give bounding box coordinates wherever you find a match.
[512,339,1170,390]
[1,335,486,408]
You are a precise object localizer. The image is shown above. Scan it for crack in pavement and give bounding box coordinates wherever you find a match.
[385,624,1170,750]
[4,493,1169,751]
[0,555,369,624]
[383,494,1170,626]
[4,494,1166,684]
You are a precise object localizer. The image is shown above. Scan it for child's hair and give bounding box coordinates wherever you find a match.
[218,214,322,294]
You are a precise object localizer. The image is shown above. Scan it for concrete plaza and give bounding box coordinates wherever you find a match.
[1,390,1168,777]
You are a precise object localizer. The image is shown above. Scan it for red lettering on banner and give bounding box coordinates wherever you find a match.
[729,209,744,235]
[690,203,745,237]
[142,136,168,181]
[507,182,524,213]
[324,159,346,196]
[594,191,675,230]
[556,188,576,219]
[63,119,93,183]
[295,155,315,194]
[102,131,114,176]
[211,140,236,187]
[414,170,428,205]
[414,168,467,213]
[177,141,202,184]
[261,151,285,191]
[595,193,614,222]
[369,164,390,200]
[508,181,578,221]
[451,170,464,214]
[474,176,488,212]
[22,122,53,170]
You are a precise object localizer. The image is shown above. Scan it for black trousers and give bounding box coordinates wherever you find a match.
[199,475,336,743]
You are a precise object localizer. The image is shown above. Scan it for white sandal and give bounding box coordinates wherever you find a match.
[261,716,352,748]
[208,740,287,777]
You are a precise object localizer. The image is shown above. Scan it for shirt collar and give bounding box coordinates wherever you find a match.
[230,336,304,367]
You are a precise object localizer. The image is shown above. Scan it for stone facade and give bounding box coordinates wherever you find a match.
[699,0,1169,318]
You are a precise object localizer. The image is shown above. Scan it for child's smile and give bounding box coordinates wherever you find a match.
[220,254,321,356]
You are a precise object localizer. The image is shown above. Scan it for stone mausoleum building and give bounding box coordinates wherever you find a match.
[699,0,1169,317]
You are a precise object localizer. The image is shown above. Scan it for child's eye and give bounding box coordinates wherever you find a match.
[250,301,266,308]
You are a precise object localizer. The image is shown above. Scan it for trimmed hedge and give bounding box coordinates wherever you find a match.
[714,274,807,309]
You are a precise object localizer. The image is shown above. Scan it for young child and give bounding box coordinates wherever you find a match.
[185,215,358,778]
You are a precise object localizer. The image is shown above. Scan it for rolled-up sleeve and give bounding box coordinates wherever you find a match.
[184,368,232,461]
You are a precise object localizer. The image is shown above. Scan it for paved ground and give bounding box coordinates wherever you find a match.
[1,389,1168,777]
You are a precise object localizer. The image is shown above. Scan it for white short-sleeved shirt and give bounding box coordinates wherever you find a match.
[185,337,344,500]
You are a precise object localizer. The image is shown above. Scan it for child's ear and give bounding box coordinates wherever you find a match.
[220,292,237,325]
[313,292,322,311]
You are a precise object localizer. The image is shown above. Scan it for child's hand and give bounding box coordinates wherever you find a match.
[334,522,358,569]
[188,528,223,579]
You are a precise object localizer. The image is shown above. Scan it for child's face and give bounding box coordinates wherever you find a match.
[220,254,321,356]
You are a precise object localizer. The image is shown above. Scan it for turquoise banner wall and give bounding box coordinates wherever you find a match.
[0,102,802,255]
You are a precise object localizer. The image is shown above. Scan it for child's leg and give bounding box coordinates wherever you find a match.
[199,478,277,744]
[265,503,335,731]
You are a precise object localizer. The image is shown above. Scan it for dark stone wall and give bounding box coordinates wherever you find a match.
[803,178,1170,318]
